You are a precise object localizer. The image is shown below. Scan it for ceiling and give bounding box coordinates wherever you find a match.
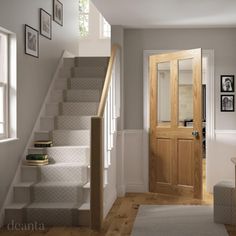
[91,0,236,28]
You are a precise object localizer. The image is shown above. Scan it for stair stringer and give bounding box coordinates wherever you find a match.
[0,50,75,227]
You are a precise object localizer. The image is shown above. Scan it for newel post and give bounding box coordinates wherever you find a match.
[90,116,104,231]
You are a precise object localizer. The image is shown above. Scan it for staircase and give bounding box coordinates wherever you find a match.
[4,56,109,227]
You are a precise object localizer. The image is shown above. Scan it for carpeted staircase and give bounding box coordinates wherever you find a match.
[4,56,109,226]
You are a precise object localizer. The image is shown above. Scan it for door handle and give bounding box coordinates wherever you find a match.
[192,130,199,138]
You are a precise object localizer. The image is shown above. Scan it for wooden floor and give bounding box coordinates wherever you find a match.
[1,160,236,236]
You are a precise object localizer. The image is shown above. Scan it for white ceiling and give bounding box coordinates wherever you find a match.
[91,0,236,28]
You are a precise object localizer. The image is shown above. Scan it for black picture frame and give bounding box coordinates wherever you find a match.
[221,95,235,112]
[40,8,52,40]
[25,24,39,58]
[53,0,63,26]
[221,75,234,92]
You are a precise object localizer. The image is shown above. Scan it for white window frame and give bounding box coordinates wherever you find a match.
[100,15,111,39]
[0,26,17,143]
[0,31,9,140]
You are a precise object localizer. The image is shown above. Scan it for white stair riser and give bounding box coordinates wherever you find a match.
[34,131,51,141]
[75,57,109,67]
[56,116,91,130]
[78,210,90,226]
[69,78,104,90]
[45,103,60,116]
[54,79,68,90]
[71,67,106,78]
[53,130,90,146]
[61,103,98,116]
[82,188,90,203]
[63,58,75,68]
[50,90,64,103]
[14,187,31,203]
[5,209,24,225]
[28,147,90,164]
[21,166,88,183]
[40,117,55,131]
[27,208,75,226]
[66,90,101,102]
[59,67,71,77]
[33,185,83,203]
[5,207,90,227]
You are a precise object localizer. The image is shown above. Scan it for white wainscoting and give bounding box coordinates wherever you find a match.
[206,130,236,192]
[117,130,148,193]
[117,129,236,194]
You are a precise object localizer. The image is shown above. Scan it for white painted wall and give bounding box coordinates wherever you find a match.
[79,2,110,57]
[0,0,79,209]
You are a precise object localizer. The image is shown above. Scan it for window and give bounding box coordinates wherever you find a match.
[100,16,111,38]
[0,32,8,139]
[0,27,17,142]
[79,0,89,38]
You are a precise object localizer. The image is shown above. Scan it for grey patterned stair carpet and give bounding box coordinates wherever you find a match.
[131,205,228,236]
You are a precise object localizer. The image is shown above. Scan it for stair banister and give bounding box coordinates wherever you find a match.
[90,44,120,231]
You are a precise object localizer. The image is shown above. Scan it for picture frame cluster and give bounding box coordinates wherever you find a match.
[25,0,63,58]
[220,75,235,112]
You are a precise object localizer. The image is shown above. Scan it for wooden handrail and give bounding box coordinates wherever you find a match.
[97,44,120,117]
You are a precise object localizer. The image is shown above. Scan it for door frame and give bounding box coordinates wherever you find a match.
[142,49,215,192]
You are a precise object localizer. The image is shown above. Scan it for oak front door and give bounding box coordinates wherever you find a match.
[149,49,202,198]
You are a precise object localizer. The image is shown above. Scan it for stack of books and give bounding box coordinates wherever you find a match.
[34,140,53,148]
[25,154,49,166]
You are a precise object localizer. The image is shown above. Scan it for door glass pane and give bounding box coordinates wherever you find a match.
[157,62,171,127]
[178,59,193,127]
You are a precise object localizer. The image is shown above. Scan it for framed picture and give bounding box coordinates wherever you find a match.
[221,75,234,92]
[221,95,234,112]
[25,24,39,58]
[40,9,52,40]
[53,0,63,26]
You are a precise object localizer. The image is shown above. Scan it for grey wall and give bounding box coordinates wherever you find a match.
[124,28,236,129]
[0,0,79,208]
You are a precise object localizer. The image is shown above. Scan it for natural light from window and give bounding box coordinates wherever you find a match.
[0,31,8,139]
[100,16,111,38]
[79,0,89,38]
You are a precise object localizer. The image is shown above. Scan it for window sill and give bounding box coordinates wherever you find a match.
[0,137,19,144]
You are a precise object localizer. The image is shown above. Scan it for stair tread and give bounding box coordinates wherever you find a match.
[34,181,84,187]
[35,130,50,134]
[14,182,35,187]
[79,203,90,210]
[53,129,90,131]
[22,162,88,168]
[27,202,80,209]
[83,182,107,189]
[29,145,90,150]
[62,102,99,104]
[6,203,27,209]
[70,77,104,79]
[57,115,92,117]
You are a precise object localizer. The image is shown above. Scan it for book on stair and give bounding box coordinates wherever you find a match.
[26,154,48,160]
[34,140,53,147]
[25,159,49,166]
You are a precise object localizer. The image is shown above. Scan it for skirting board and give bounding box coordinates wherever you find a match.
[126,182,147,193]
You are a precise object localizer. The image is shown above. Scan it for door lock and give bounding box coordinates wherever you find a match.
[192,130,199,138]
